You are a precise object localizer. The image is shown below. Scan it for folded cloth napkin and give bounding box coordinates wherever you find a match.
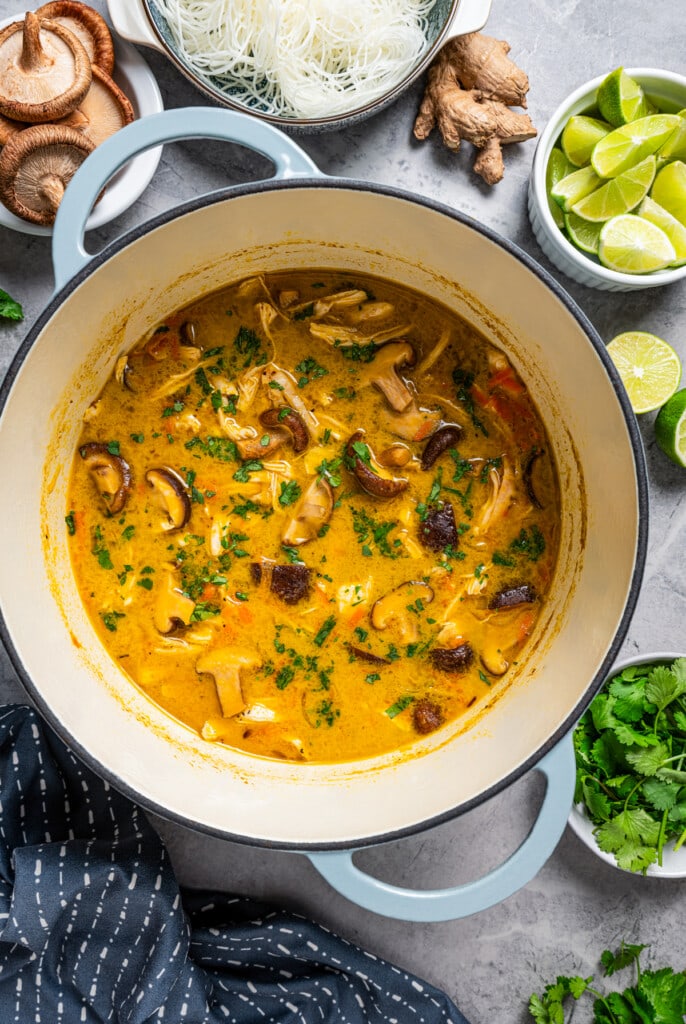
[0,705,469,1024]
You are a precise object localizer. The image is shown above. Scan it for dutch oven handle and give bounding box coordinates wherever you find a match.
[307,733,576,922]
[52,107,322,292]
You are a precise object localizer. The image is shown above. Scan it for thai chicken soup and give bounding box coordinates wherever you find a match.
[67,271,560,763]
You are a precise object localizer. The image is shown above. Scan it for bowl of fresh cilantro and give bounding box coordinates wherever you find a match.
[569,652,686,876]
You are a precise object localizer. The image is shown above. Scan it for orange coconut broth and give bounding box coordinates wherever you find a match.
[66,271,559,763]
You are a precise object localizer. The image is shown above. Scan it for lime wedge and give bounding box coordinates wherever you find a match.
[638,195,686,265]
[597,68,649,127]
[607,331,682,413]
[655,388,686,466]
[598,214,676,274]
[657,110,686,163]
[551,165,603,212]
[572,155,656,222]
[591,115,681,177]
[546,147,575,228]
[561,115,611,166]
[564,211,603,254]
[651,160,686,225]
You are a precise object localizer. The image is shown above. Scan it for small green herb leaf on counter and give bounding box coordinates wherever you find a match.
[0,288,23,322]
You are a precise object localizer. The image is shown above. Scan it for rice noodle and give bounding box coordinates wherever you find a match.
[152,0,437,119]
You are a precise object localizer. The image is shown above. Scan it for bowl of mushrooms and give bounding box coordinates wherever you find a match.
[0,3,163,234]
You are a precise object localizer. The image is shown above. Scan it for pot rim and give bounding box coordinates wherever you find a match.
[0,176,650,850]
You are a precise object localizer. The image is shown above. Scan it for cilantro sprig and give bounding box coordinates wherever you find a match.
[529,942,686,1023]
[574,657,686,872]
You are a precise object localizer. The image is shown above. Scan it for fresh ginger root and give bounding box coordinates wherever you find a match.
[414,33,536,185]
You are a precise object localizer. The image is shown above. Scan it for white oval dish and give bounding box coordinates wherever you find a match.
[569,651,686,878]
[0,14,163,236]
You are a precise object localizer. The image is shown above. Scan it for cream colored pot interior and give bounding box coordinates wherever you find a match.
[0,186,641,846]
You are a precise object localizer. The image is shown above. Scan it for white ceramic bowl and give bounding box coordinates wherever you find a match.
[528,68,686,292]
[0,15,163,237]
[568,651,686,878]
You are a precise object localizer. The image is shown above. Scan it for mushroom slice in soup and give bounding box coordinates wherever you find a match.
[145,467,191,531]
[79,442,132,515]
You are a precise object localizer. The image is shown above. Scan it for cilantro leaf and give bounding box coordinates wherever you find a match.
[601,943,647,977]
[0,288,23,321]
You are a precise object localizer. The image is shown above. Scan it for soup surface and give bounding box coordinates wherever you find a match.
[67,271,559,763]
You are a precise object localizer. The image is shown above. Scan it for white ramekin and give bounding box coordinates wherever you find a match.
[528,68,686,292]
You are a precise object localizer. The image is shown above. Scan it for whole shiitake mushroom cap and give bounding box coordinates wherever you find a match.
[36,1,115,75]
[0,122,95,225]
[0,12,92,123]
[59,64,134,147]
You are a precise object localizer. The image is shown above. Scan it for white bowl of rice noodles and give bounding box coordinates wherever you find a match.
[107,0,492,131]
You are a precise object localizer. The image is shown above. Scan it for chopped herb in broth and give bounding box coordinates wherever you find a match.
[67,271,560,763]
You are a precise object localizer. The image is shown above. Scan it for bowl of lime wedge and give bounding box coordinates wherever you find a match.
[570,652,686,876]
[528,67,686,291]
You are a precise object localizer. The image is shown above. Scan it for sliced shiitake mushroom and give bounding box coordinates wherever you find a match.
[154,565,195,634]
[377,443,412,468]
[282,476,333,546]
[145,467,191,531]
[418,502,458,552]
[421,424,463,471]
[259,407,309,453]
[345,430,408,499]
[114,355,135,392]
[430,641,474,673]
[36,1,115,74]
[357,341,416,411]
[346,645,391,665]
[250,561,312,605]
[196,647,261,719]
[0,13,91,123]
[79,441,131,515]
[488,584,537,610]
[412,698,444,734]
[371,581,434,643]
[523,447,544,509]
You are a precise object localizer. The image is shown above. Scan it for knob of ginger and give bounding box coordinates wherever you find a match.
[414,33,537,185]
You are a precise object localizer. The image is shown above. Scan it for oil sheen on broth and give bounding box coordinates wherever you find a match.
[67,271,559,763]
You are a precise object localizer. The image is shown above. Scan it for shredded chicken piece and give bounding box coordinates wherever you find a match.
[415,327,452,379]
[261,362,319,429]
[474,461,517,535]
[309,321,412,347]
[344,301,395,325]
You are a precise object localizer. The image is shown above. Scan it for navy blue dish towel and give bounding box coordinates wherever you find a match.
[0,705,469,1024]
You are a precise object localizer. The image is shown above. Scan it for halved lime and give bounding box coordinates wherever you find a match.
[561,115,611,166]
[597,68,649,127]
[572,155,656,222]
[598,214,676,274]
[638,195,686,265]
[607,331,682,413]
[550,164,602,212]
[591,115,681,178]
[565,211,603,254]
[658,110,686,163]
[651,160,686,225]
[655,388,686,466]
[546,147,575,228]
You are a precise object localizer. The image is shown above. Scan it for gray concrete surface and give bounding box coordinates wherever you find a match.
[1,1,685,1020]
